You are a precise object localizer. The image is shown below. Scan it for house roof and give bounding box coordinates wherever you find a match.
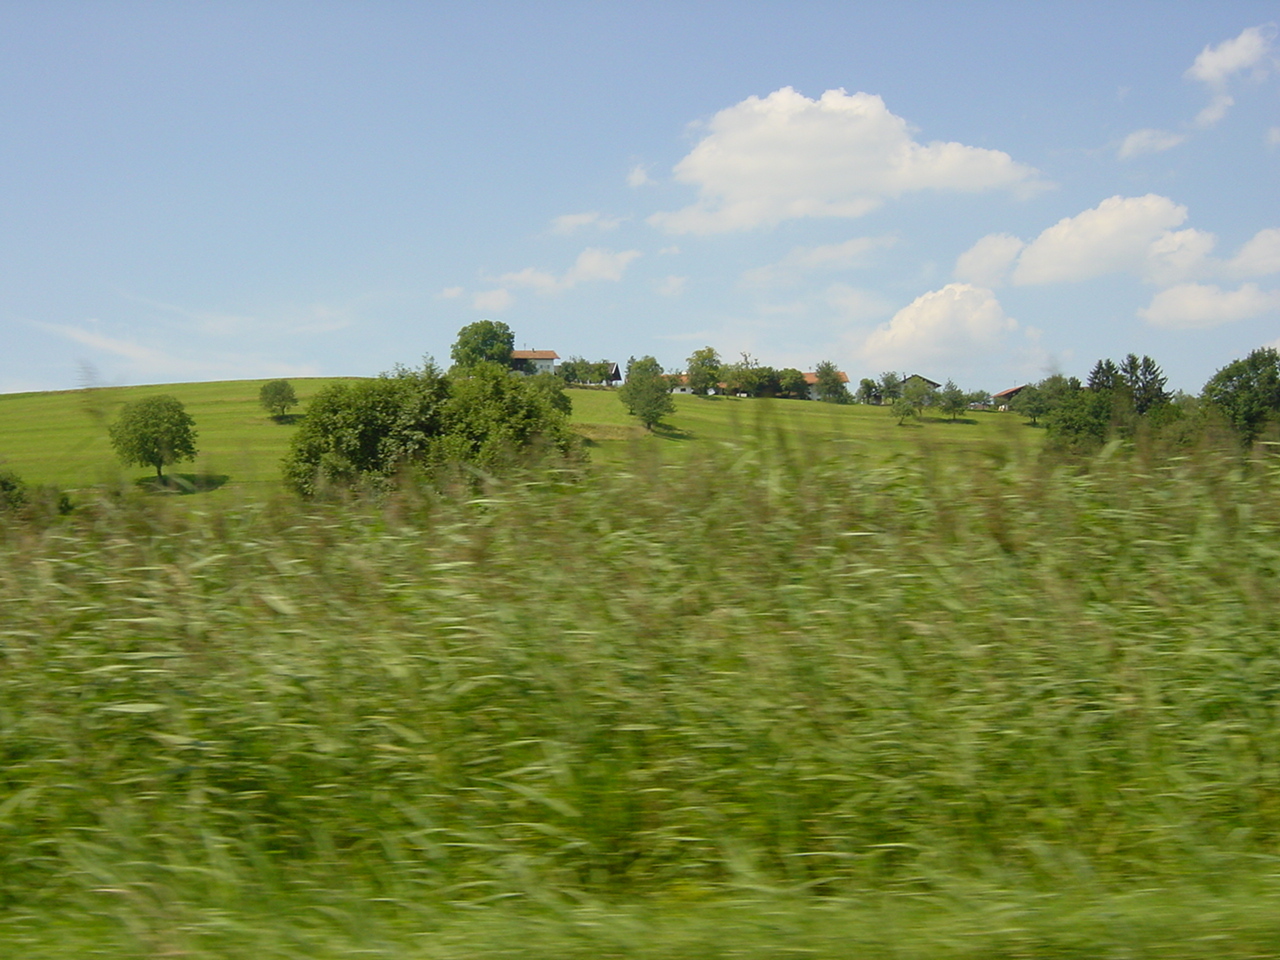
[992,385,1026,399]
[901,374,941,388]
[803,370,850,385]
[511,350,559,360]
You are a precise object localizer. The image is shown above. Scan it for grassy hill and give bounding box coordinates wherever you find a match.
[0,378,1044,493]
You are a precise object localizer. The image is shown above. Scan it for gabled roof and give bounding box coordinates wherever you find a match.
[992,385,1026,399]
[803,370,850,385]
[511,350,559,360]
[901,374,941,388]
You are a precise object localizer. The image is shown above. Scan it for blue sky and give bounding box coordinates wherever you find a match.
[2,1,1277,395]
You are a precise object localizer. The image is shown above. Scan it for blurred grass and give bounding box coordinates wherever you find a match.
[2,425,1278,954]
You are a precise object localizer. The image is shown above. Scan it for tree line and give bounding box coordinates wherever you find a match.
[1010,346,1280,451]
[10,332,1280,512]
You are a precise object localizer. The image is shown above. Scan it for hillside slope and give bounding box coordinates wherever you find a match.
[0,379,1042,491]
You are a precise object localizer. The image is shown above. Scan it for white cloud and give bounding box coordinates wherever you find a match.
[649,87,1044,234]
[472,289,514,312]
[1269,126,1280,146]
[742,236,895,286]
[563,247,642,285]
[1012,194,1201,285]
[658,246,680,255]
[440,286,464,299]
[954,233,1024,287]
[655,275,687,297]
[627,164,654,187]
[1194,93,1235,128]
[550,211,624,235]
[1144,228,1218,285]
[1118,128,1188,158]
[1185,25,1275,127]
[1186,25,1274,86]
[860,284,1017,370]
[1228,228,1280,277]
[493,248,642,296]
[496,267,560,294]
[1139,282,1280,329]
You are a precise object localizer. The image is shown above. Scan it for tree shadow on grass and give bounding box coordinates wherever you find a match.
[135,473,230,495]
[270,413,303,425]
[924,416,979,426]
[652,422,695,441]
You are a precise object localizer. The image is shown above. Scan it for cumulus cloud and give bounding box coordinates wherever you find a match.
[1185,25,1275,127]
[1139,282,1280,329]
[742,236,895,286]
[954,233,1024,287]
[860,284,1017,370]
[472,289,515,312]
[1145,228,1220,286]
[1011,194,1213,285]
[1228,228,1280,277]
[550,211,624,235]
[648,87,1044,234]
[1186,25,1274,86]
[1118,128,1188,158]
[490,248,642,297]
[965,196,1279,292]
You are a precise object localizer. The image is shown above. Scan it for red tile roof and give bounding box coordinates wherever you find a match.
[511,350,559,360]
[803,370,850,385]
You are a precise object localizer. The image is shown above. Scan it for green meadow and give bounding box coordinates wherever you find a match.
[6,380,1280,958]
[0,378,1041,492]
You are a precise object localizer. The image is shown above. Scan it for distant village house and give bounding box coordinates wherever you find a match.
[511,350,559,375]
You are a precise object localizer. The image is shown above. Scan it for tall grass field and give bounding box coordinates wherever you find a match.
[2,383,1279,956]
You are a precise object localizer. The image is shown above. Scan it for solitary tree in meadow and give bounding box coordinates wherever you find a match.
[259,379,298,419]
[108,395,198,481]
[618,356,674,430]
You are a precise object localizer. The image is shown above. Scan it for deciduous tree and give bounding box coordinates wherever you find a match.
[878,370,903,402]
[1011,384,1050,425]
[282,361,575,495]
[939,380,968,421]
[108,395,198,480]
[618,356,674,430]
[814,360,851,403]
[778,368,809,400]
[685,346,722,395]
[1203,347,1280,446]
[450,320,515,371]
[259,379,298,419]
